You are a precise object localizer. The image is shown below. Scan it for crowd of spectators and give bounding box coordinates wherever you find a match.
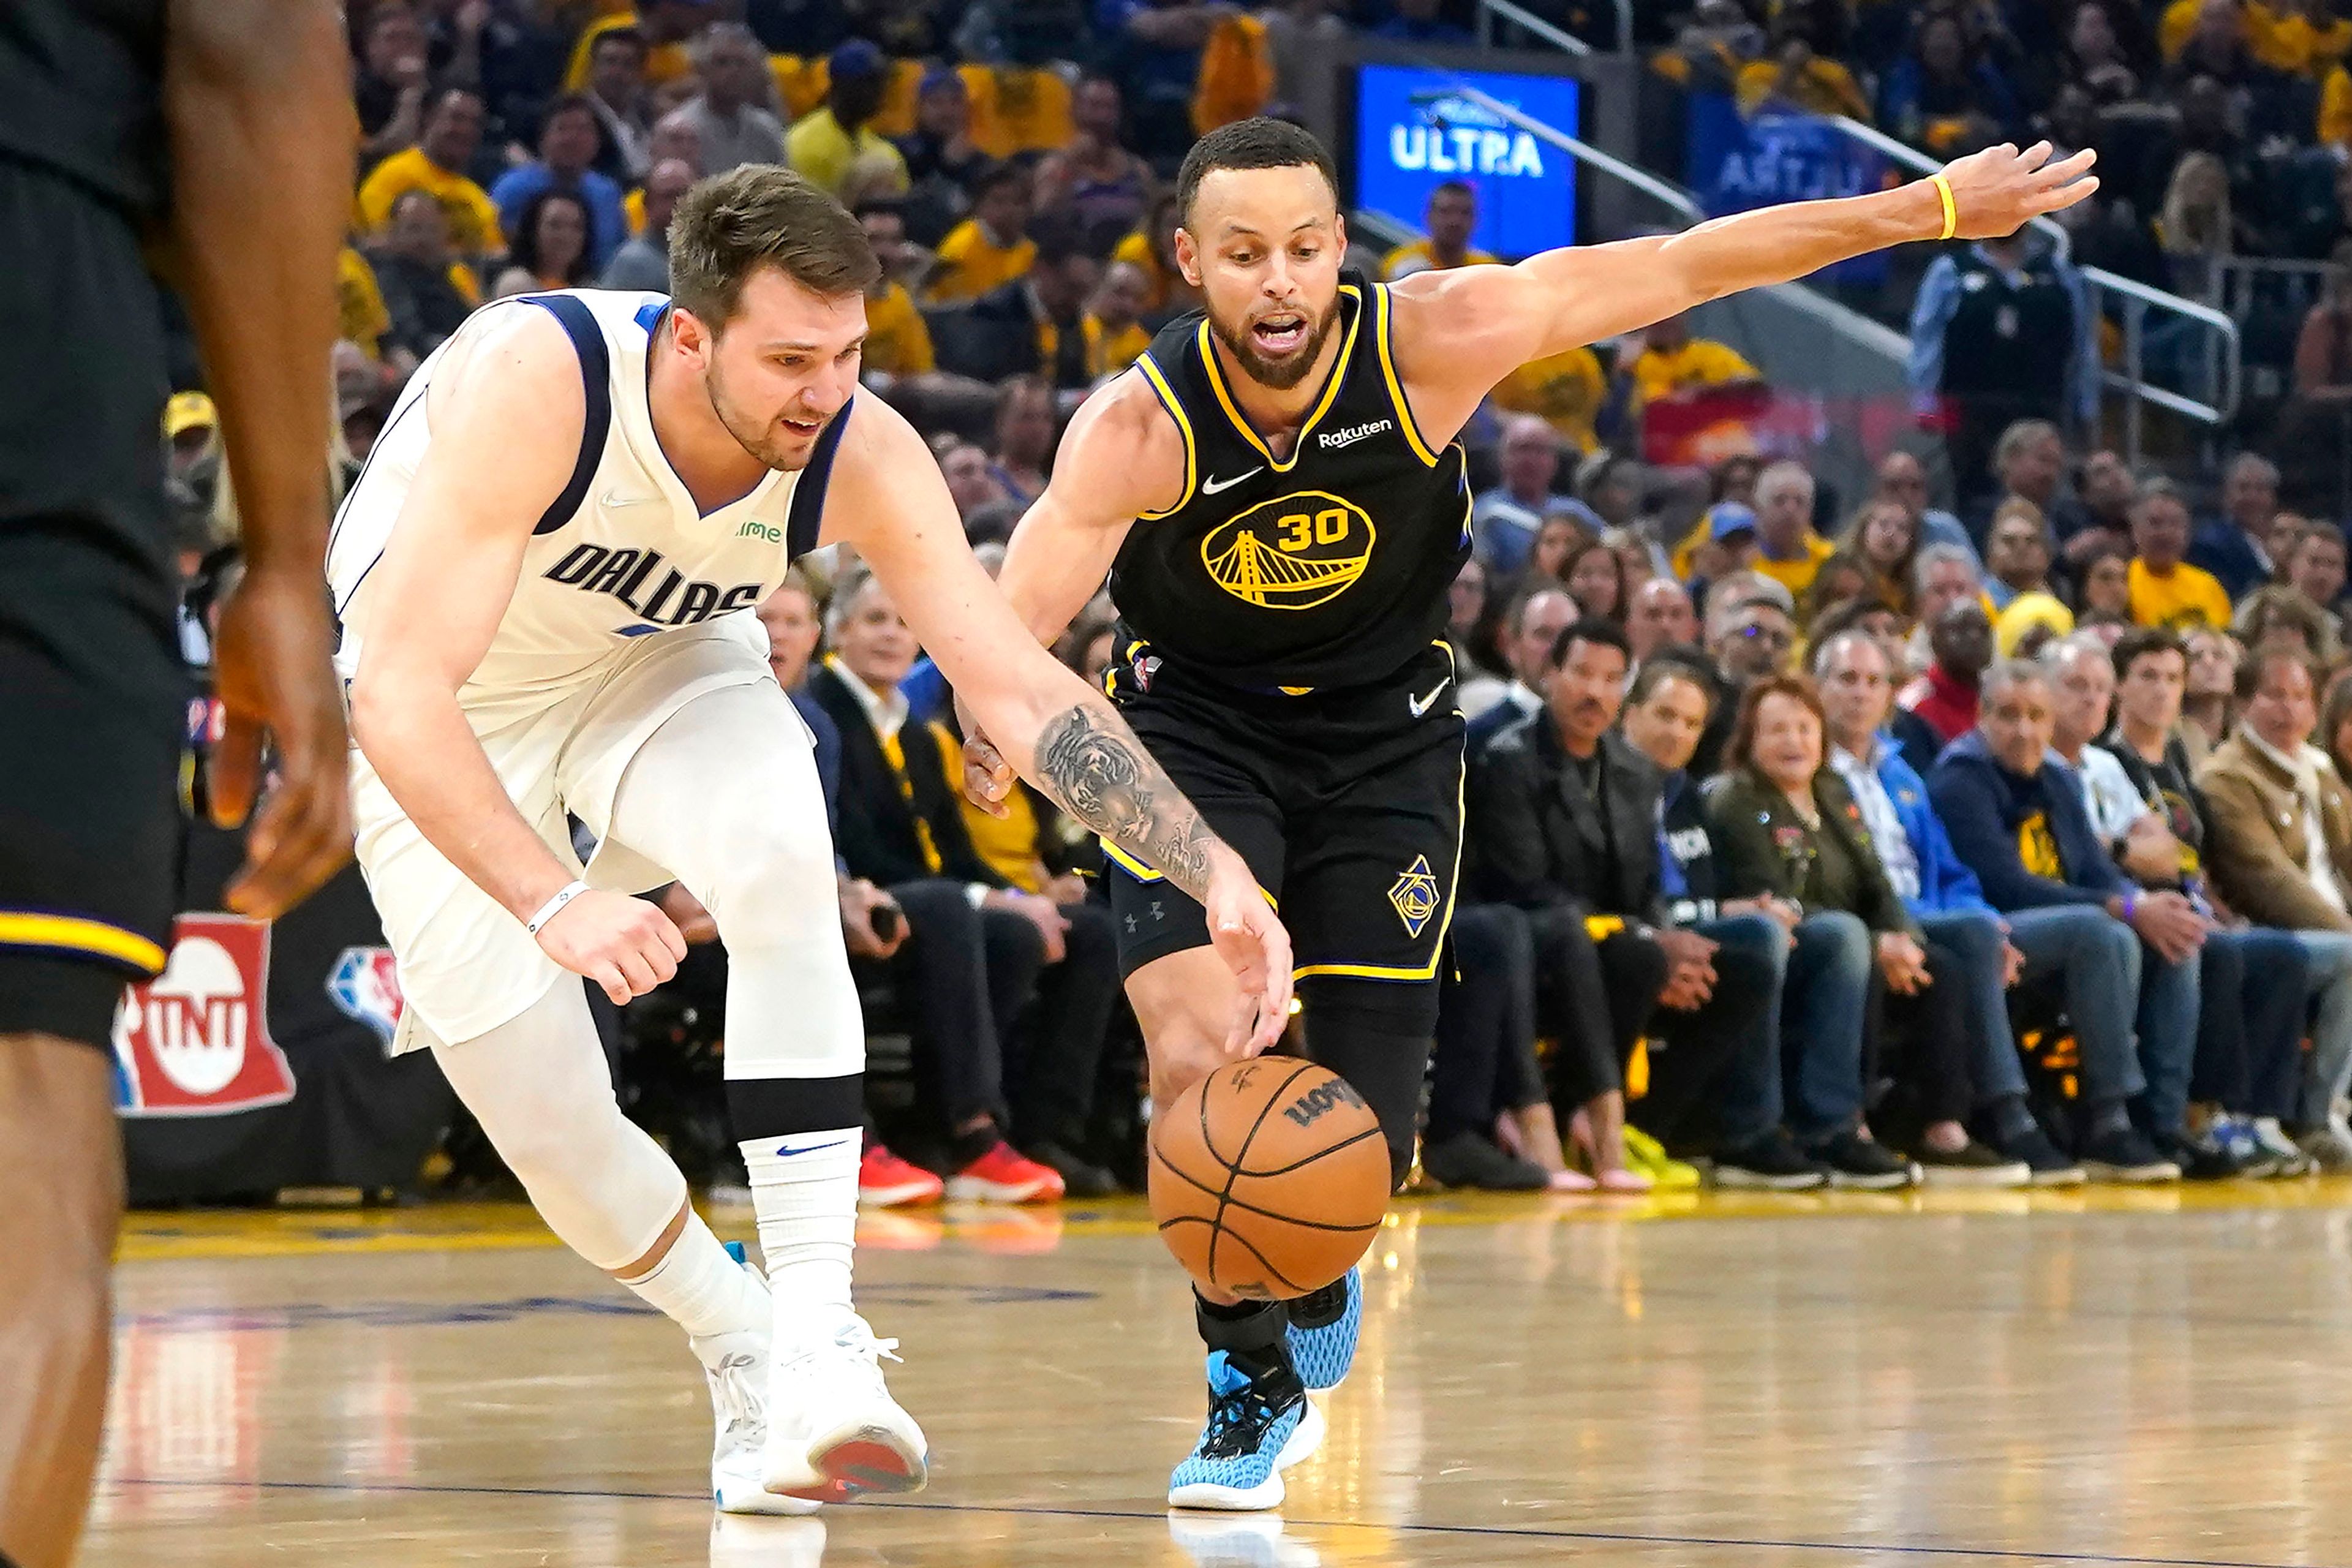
[148,1,2352,1211]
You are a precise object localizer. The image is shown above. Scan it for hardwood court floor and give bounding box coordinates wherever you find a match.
[83,1182,2352,1567]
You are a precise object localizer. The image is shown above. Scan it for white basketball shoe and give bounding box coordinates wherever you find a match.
[761,1309,930,1504]
[689,1259,820,1517]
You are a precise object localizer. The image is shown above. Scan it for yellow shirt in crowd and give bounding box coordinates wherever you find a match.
[1491,347,1606,454]
[356,149,503,257]
[337,247,390,360]
[1085,317,1153,379]
[785,107,910,200]
[1629,338,1758,410]
[925,220,1036,304]
[564,13,693,92]
[862,282,936,376]
[1378,240,1499,280]
[1752,533,1838,600]
[769,59,1070,153]
[2163,0,2351,75]
[1733,56,1871,121]
[1112,230,1174,311]
[2128,559,2234,631]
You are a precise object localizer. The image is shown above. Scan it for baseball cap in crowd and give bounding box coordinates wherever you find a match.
[1996,591,2075,658]
[163,390,217,442]
[1706,502,1757,543]
[919,66,965,97]
[830,40,886,79]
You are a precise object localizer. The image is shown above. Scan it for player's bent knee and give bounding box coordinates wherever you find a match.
[700,818,838,947]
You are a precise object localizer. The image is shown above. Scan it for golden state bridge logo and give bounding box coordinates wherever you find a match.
[1201,489,1375,611]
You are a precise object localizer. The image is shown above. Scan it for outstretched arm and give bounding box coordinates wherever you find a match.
[827,397,1290,1052]
[1390,141,2098,445]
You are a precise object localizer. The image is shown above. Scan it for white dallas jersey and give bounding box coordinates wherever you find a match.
[328,289,837,718]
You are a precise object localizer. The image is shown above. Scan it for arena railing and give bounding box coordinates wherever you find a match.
[1821,115,2242,465]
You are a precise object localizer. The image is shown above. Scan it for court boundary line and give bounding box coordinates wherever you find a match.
[96,1474,2302,1567]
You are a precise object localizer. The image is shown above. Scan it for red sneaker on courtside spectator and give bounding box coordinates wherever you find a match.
[944,1140,1066,1204]
[858,1143,944,1208]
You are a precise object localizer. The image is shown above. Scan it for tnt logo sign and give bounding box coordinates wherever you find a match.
[113,914,297,1117]
[327,947,405,1049]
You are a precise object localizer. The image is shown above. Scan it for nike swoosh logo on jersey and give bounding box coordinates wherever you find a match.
[774,1137,851,1158]
[1408,677,1452,718]
[1200,467,1263,496]
[600,489,660,509]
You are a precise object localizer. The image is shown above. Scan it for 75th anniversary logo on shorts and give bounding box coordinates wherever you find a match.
[1388,855,1441,938]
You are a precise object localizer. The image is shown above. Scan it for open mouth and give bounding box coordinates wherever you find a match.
[1250,312,1308,356]
[779,415,823,439]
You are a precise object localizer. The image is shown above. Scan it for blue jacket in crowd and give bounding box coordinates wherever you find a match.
[1926,729,2124,910]
[1856,736,1999,922]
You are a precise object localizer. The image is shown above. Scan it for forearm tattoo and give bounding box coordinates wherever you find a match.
[1035,703,1215,902]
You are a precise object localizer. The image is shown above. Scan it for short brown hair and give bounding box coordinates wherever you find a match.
[2236,644,2323,704]
[668,165,879,330]
[1722,673,1828,774]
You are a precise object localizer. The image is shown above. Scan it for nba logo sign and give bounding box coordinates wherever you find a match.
[327,947,405,1049]
[113,914,298,1117]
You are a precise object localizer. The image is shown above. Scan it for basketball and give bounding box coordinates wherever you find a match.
[1148,1058,1392,1300]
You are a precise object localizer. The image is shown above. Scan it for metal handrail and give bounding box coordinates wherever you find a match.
[1820,113,2241,442]
[1442,81,1706,226]
[1471,0,1629,56]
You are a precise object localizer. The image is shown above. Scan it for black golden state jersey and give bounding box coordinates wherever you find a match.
[1108,270,1470,692]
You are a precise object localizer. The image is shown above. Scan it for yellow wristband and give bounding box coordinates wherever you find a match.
[1930,172,1957,241]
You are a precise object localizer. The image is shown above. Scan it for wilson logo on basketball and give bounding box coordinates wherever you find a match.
[1199,489,1376,611]
[1282,1077,1366,1129]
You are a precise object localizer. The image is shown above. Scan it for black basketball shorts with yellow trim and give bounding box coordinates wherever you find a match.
[1102,636,1463,1024]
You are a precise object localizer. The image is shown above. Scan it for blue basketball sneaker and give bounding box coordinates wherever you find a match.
[1167,1351,1324,1510]
[1284,1267,1360,1393]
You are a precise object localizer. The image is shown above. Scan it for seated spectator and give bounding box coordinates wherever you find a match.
[1561,540,1627,624]
[2105,628,2324,1176]
[1111,189,1199,322]
[787,42,910,202]
[1491,344,1608,458]
[854,200,941,388]
[2189,453,2285,600]
[1869,447,1980,568]
[1084,262,1155,379]
[1996,591,2075,663]
[2325,665,2352,792]
[1372,0,1472,46]
[2277,243,2352,512]
[1472,629,1828,1189]
[1817,629,2078,1182]
[1447,560,1507,714]
[1463,582,1576,736]
[1898,596,1994,762]
[896,69,989,247]
[1708,676,1960,1189]
[927,164,1037,304]
[1839,493,1922,620]
[2054,0,2149,107]
[1878,7,2019,153]
[941,442,1013,521]
[2077,538,2135,619]
[941,230,1102,389]
[633,115,704,230]
[355,88,504,259]
[489,189,595,298]
[2128,478,2233,631]
[355,4,434,170]
[1627,312,1760,416]
[2059,447,2136,571]
[1905,541,1988,667]
[368,189,480,361]
[1425,903,1561,1190]
[1736,24,1874,120]
[1382,182,1498,280]
[812,567,1112,1200]
[1798,551,1874,631]
[668,26,787,177]
[1031,74,1155,254]
[1628,576,1699,666]
[1983,497,2055,612]
[1689,570,1796,777]
[1099,0,1226,162]
[1605,525,1660,597]
[2286,520,2350,627]
[1977,418,2090,546]
[2198,645,2352,1170]
[2046,632,2285,1178]
[599,157,694,292]
[1653,0,1767,94]
[581,23,654,183]
[1928,660,2196,1182]
[492,95,630,271]
[1471,416,1596,575]
[2183,625,2243,754]
[987,375,1058,506]
[2269,512,2313,587]
[1746,461,1836,601]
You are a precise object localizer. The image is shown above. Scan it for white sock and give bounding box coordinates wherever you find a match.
[615,1208,769,1340]
[739,1128,859,1321]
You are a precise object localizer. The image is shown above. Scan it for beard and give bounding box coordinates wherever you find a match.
[1204,294,1341,392]
[705,356,821,473]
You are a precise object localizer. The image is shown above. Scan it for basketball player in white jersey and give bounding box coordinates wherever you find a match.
[325,166,1292,1513]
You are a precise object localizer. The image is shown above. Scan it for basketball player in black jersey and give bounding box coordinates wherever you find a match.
[0,6,354,1564]
[967,117,2097,1508]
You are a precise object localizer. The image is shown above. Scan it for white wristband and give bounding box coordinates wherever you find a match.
[526,880,592,937]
